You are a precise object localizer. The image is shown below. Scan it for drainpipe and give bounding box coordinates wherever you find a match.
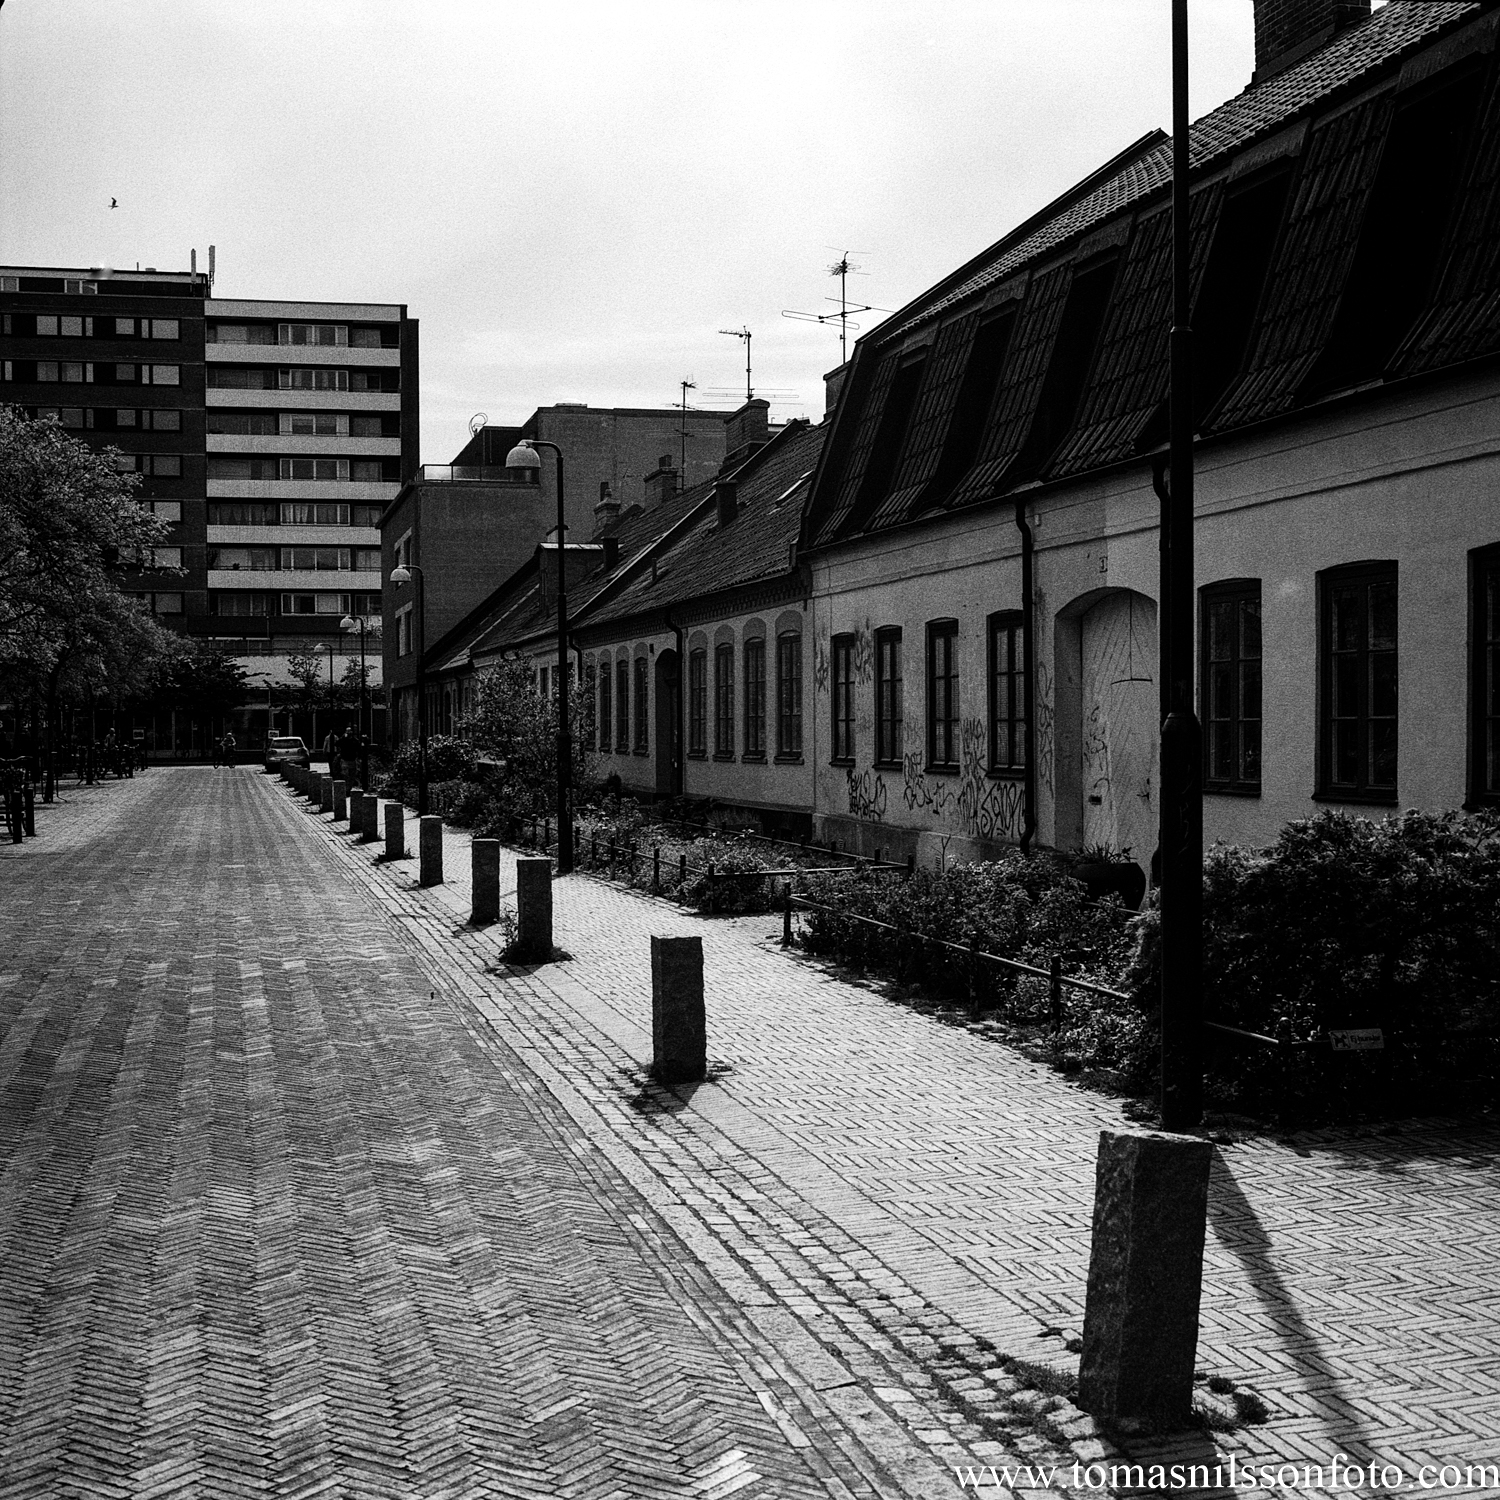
[664,609,686,798]
[1015,499,1038,855]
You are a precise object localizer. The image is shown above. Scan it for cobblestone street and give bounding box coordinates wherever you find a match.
[2,769,1499,1499]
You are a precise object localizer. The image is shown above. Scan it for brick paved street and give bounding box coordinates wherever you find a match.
[3,770,1499,1499]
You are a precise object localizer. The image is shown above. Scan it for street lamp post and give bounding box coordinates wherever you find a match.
[389,562,428,814]
[504,437,573,874]
[314,641,336,757]
[1159,0,1204,1132]
[341,612,372,789]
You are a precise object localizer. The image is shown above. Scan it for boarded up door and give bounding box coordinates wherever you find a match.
[1079,591,1157,868]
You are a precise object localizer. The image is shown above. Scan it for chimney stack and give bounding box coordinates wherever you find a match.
[823,362,850,417]
[722,399,770,467]
[643,455,679,508]
[593,479,621,538]
[1253,0,1370,83]
[714,478,738,529]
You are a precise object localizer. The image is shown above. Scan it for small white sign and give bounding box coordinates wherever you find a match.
[1329,1028,1385,1052]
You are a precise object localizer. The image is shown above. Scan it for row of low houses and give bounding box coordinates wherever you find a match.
[385,0,1500,879]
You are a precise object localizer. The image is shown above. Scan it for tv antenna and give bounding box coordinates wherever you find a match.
[718,326,753,401]
[469,412,488,436]
[679,378,695,474]
[782,251,893,365]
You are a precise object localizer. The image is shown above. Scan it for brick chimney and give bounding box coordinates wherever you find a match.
[722,399,770,467]
[593,479,620,538]
[714,478,738,529]
[643,455,679,508]
[1253,0,1370,82]
[823,362,850,416]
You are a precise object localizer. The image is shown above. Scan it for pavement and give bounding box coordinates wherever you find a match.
[2,768,1498,1500]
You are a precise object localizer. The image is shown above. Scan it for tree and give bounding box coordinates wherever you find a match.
[0,406,183,745]
[165,643,251,725]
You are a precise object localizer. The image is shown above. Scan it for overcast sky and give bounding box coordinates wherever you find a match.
[2,1,1262,463]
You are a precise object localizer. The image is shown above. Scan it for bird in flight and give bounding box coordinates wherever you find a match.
[109,198,118,209]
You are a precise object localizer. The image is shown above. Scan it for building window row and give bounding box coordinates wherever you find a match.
[4,360,180,386]
[206,411,398,437]
[210,590,381,618]
[207,322,395,349]
[130,591,184,615]
[206,456,397,483]
[205,366,398,392]
[2,313,179,340]
[207,501,383,527]
[208,545,381,572]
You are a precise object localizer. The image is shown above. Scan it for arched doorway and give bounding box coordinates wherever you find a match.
[1054,588,1158,873]
[654,649,680,797]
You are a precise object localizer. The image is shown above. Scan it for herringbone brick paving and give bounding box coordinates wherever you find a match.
[3,771,1035,1500]
[300,780,1500,1498]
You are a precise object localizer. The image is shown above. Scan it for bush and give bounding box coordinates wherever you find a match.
[376,734,477,805]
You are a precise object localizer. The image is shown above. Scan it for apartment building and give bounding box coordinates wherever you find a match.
[0,263,418,752]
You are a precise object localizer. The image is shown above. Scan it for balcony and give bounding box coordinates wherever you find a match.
[206,298,402,323]
[207,525,381,545]
[206,434,401,456]
[205,343,401,367]
[205,389,401,411]
[208,569,380,590]
[207,478,399,502]
[418,464,539,483]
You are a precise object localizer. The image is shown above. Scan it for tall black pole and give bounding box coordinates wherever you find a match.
[1159,0,1204,1131]
[532,439,573,873]
[359,620,370,790]
[415,567,428,816]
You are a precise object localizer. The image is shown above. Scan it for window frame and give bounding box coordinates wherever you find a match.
[1469,544,1500,809]
[742,637,766,760]
[615,658,630,753]
[1318,562,1398,804]
[633,655,649,753]
[875,627,903,767]
[926,619,960,771]
[687,648,708,757]
[1199,580,1262,797]
[714,642,735,759]
[831,633,856,764]
[986,610,1026,777]
[775,632,803,760]
[597,660,613,753]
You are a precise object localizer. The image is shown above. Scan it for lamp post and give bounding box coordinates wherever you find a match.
[341,612,372,789]
[504,436,573,873]
[389,561,428,814]
[1158,0,1204,1132]
[314,641,335,757]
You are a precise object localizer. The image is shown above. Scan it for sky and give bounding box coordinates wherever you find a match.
[1,1,1264,464]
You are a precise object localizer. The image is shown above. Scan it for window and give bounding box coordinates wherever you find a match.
[351,505,382,528]
[281,412,348,436]
[688,649,707,756]
[114,318,137,336]
[63,279,97,294]
[776,633,803,758]
[396,604,413,654]
[148,365,180,386]
[1469,546,1500,807]
[714,643,735,757]
[210,546,277,571]
[279,592,350,616]
[151,501,182,522]
[150,319,179,340]
[35,362,58,382]
[1200,582,1261,794]
[615,659,630,752]
[208,458,279,480]
[208,412,277,435]
[352,548,381,571]
[831,635,856,762]
[212,592,269,617]
[1320,564,1397,800]
[208,323,275,345]
[633,657,649,752]
[988,612,1026,774]
[743,637,766,757]
[281,502,350,525]
[280,368,349,391]
[207,367,274,389]
[136,454,182,477]
[351,460,386,483]
[144,409,180,431]
[208,502,278,526]
[850,354,927,528]
[281,546,351,571]
[350,328,382,348]
[924,310,1018,507]
[150,592,183,614]
[927,620,960,769]
[350,414,389,438]
[597,662,613,752]
[150,547,183,570]
[279,323,347,346]
[538,665,550,699]
[280,457,350,481]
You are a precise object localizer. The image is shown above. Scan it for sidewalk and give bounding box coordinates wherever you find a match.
[326,785,1500,1494]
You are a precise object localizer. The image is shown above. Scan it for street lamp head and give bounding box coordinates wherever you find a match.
[390,563,412,585]
[340,614,356,631]
[505,441,542,471]
[314,642,330,654]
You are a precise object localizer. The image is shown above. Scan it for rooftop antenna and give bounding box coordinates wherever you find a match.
[718,326,753,401]
[679,378,695,474]
[782,251,892,366]
[208,244,216,292]
[469,412,487,436]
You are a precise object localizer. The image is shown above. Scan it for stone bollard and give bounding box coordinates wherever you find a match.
[513,855,552,959]
[360,793,380,843]
[1077,1130,1213,1426]
[332,779,348,821]
[419,816,443,886]
[650,935,706,1085]
[384,801,406,859]
[320,775,333,814]
[346,788,363,832]
[471,840,501,924]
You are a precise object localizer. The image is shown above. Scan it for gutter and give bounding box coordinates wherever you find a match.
[1014,499,1038,854]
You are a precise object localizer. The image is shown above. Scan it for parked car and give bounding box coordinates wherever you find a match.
[263,736,310,771]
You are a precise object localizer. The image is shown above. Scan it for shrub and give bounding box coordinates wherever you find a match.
[376,734,477,805]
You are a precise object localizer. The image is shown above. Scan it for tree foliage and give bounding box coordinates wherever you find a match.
[165,643,252,722]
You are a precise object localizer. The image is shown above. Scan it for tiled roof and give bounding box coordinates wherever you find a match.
[579,420,826,632]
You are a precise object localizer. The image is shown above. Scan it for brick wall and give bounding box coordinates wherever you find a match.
[1254,0,1371,79]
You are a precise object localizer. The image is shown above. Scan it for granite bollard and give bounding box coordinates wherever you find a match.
[513,855,552,959]
[471,840,501,924]
[1077,1129,1213,1425]
[650,935,706,1085]
[360,793,380,843]
[319,775,333,814]
[384,801,406,859]
[419,816,443,886]
[332,779,347,821]
[346,788,363,831]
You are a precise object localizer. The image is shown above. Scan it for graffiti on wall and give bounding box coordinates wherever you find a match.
[846,766,887,822]
[899,718,1028,843]
[813,634,829,695]
[1035,659,1054,799]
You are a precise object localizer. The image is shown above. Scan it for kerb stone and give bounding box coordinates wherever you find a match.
[650,936,706,1085]
[1077,1129,1212,1425]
